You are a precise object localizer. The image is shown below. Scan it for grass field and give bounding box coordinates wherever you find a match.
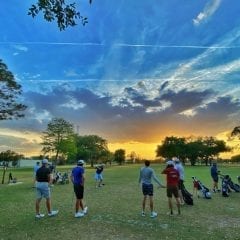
[0,164,240,240]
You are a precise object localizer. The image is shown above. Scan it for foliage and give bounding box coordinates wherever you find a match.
[114,149,126,165]
[156,136,231,165]
[0,60,27,120]
[0,150,23,164]
[156,136,187,161]
[41,118,75,162]
[0,150,23,184]
[75,135,109,166]
[231,154,240,163]
[28,0,93,31]
[231,126,240,138]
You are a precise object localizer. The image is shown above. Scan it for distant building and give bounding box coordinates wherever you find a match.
[17,159,42,168]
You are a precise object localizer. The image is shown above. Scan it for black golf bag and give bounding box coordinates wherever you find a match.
[220,174,240,196]
[181,183,193,205]
[192,176,211,199]
[221,175,230,197]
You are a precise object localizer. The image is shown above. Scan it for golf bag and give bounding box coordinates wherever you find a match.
[221,175,230,197]
[181,183,193,205]
[220,174,240,196]
[192,176,211,199]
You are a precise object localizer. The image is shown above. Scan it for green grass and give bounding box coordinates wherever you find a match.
[0,164,240,240]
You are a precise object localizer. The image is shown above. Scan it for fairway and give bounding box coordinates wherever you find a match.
[0,164,240,240]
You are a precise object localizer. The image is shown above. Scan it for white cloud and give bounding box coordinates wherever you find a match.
[193,0,222,26]
[13,44,28,52]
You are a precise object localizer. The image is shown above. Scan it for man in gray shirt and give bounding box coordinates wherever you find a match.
[139,160,165,218]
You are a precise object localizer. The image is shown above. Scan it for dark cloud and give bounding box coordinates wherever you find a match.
[2,83,240,145]
[159,89,214,113]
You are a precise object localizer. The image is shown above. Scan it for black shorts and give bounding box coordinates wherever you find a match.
[74,184,84,199]
[167,186,179,198]
[212,177,219,183]
[142,183,153,196]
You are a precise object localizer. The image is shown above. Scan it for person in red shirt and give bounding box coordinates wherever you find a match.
[162,160,181,216]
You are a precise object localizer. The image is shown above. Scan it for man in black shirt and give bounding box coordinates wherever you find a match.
[35,159,58,218]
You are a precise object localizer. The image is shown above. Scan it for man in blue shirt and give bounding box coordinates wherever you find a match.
[139,160,165,218]
[210,162,220,192]
[71,159,88,218]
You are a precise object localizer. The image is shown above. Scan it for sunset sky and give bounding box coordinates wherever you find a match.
[1,0,240,159]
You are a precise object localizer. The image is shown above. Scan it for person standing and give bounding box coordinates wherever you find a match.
[71,159,88,218]
[162,161,181,216]
[35,159,59,218]
[174,158,185,205]
[210,162,220,192]
[138,160,165,218]
[95,164,104,188]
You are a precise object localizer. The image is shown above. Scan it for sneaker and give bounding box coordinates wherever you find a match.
[48,210,59,217]
[36,213,45,219]
[83,206,88,215]
[150,211,158,218]
[167,212,174,216]
[75,212,84,218]
[141,211,146,217]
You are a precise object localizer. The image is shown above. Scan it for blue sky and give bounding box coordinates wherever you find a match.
[0,0,240,158]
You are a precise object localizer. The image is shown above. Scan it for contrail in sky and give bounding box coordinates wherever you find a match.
[1,42,240,49]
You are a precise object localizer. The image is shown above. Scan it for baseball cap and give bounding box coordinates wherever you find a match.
[174,158,180,163]
[166,160,174,166]
[77,159,85,165]
[42,159,48,164]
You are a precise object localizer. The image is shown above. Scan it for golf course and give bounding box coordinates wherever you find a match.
[0,164,239,240]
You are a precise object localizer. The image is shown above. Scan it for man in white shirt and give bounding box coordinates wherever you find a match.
[173,157,185,205]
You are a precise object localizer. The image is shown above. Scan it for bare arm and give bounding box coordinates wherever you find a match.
[153,171,165,187]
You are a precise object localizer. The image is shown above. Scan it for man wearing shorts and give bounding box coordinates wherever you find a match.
[35,159,58,218]
[138,160,165,218]
[210,162,220,192]
[174,158,185,205]
[71,160,88,218]
[95,164,104,188]
[162,161,181,216]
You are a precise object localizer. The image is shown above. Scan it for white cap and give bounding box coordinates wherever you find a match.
[77,159,85,165]
[166,160,174,166]
[42,159,48,164]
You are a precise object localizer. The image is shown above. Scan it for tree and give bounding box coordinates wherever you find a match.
[156,136,187,162]
[201,137,231,166]
[156,136,230,166]
[0,60,27,120]
[41,118,75,162]
[0,150,23,184]
[28,0,93,31]
[114,149,126,165]
[231,126,240,138]
[75,135,109,167]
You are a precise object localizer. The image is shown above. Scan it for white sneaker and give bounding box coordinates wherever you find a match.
[36,213,45,219]
[48,210,59,217]
[167,212,174,216]
[141,211,146,217]
[75,212,84,218]
[83,206,88,215]
[150,211,158,218]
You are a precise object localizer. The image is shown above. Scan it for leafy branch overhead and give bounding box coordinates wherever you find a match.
[28,0,93,31]
[0,60,27,120]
